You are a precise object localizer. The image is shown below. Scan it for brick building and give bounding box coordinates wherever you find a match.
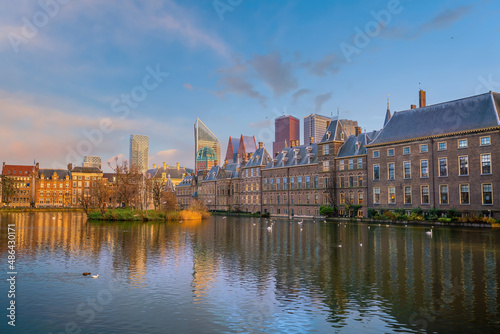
[273,115,300,157]
[36,168,72,207]
[366,91,500,219]
[1,163,38,207]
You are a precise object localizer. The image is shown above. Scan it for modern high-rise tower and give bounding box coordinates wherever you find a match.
[304,114,330,144]
[194,118,221,171]
[272,115,300,157]
[129,134,149,173]
[83,156,102,170]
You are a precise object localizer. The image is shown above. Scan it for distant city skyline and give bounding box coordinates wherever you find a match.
[2,0,499,171]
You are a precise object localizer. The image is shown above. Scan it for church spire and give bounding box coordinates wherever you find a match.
[384,94,391,127]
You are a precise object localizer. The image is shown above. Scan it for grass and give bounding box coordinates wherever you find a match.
[86,208,208,222]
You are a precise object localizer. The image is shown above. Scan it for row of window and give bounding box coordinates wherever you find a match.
[339,175,364,188]
[339,158,363,171]
[264,194,320,205]
[243,168,260,178]
[264,175,320,190]
[373,183,493,205]
[373,154,491,180]
[339,192,364,205]
[373,136,491,158]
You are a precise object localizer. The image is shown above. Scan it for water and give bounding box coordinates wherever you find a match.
[0,212,499,333]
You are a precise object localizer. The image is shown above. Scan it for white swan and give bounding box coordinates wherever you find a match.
[92,275,99,279]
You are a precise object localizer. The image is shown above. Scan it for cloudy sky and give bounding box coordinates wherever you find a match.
[1,0,499,171]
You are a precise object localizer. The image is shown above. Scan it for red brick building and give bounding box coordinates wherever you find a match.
[273,115,300,157]
[1,163,39,207]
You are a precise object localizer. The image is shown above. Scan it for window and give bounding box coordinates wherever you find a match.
[270,178,274,190]
[373,188,380,204]
[388,163,395,180]
[348,193,354,204]
[298,176,302,189]
[276,178,281,190]
[315,194,319,204]
[358,175,363,187]
[373,150,380,158]
[439,158,448,177]
[438,142,447,151]
[421,186,429,204]
[373,164,380,180]
[340,160,344,171]
[388,187,396,204]
[459,156,468,175]
[349,159,354,170]
[322,160,330,171]
[358,193,364,204]
[314,175,318,188]
[480,136,490,146]
[264,179,267,190]
[482,184,493,205]
[340,193,345,204]
[404,186,412,204]
[460,184,470,204]
[284,177,288,190]
[440,185,448,205]
[323,177,329,189]
[388,148,395,156]
[404,161,411,179]
[481,154,491,174]
[403,146,410,155]
[349,176,354,187]
[420,160,429,178]
[458,139,468,148]
[306,176,310,189]
[323,145,330,155]
[358,158,363,169]
[420,144,428,153]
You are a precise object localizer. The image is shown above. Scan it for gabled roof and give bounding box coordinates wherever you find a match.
[225,137,240,163]
[39,169,71,180]
[336,131,381,158]
[369,92,500,146]
[71,166,102,173]
[264,143,318,169]
[319,119,346,143]
[244,147,272,168]
[2,164,37,175]
[239,135,257,156]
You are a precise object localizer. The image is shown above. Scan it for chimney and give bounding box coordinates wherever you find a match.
[258,142,263,149]
[419,90,426,108]
[153,164,156,169]
[163,162,167,169]
[355,126,362,136]
[67,163,72,170]
[177,162,180,170]
[411,104,417,109]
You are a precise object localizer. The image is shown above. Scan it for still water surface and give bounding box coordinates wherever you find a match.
[0,212,499,333]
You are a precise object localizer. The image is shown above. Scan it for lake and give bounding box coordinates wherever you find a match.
[0,212,499,333]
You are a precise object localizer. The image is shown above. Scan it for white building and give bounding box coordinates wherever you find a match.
[130,135,149,173]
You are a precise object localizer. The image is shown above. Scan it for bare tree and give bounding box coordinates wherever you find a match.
[93,180,110,214]
[77,190,93,215]
[162,191,179,212]
[0,176,15,206]
[151,180,163,210]
[108,158,142,208]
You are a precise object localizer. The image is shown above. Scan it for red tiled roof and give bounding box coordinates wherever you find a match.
[2,165,38,176]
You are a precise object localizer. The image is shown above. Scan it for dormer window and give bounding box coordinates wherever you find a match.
[326,131,331,140]
[341,132,345,140]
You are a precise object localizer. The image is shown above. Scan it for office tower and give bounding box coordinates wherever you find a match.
[129,135,149,173]
[272,115,300,157]
[83,156,102,169]
[194,118,221,171]
[304,114,331,144]
[340,119,359,137]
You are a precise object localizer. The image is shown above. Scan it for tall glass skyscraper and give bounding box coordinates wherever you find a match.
[304,114,330,144]
[129,134,149,173]
[194,118,220,171]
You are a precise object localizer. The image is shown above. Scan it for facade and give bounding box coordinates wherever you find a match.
[194,118,221,171]
[130,134,149,173]
[304,114,330,144]
[273,115,300,157]
[176,175,196,209]
[36,168,72,207]
[1,163,39,207]
[239,144,271,213]
[146,162,189,188]
[340,119,360,137]
[366,92,500,219]
[83,156,102,169]
[69,166,104,207]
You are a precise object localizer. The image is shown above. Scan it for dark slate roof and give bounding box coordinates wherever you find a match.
[146,166,188,179]
[203,165,220,181]
[264,143,318,169]
[244,147,272,168]
[319,119,345,142]
[336,131,382,158]
[369,92,500,146]
[39,169,71,179]
[384,108,391,127]
[177,175,194,187]
[71,166,102,173]
[241,135,257,154]
[219,163,239,179]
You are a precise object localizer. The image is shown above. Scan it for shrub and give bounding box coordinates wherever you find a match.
[447,209,460,218]
[428,208,439,220]
[382,210,395,220]
[261,212,270,218]
[319,205,335,217]
[395,209,405,216]
[411,207,423,216]
[367,208,376,218]
[87,211,102,220]
[438,217,452,223]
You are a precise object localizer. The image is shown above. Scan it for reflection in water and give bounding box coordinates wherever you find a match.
[0,212,499,333]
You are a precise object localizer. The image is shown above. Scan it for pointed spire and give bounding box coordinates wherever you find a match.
[384,94,391,127]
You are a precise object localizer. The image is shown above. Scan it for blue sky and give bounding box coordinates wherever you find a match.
[1,0,499,171]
